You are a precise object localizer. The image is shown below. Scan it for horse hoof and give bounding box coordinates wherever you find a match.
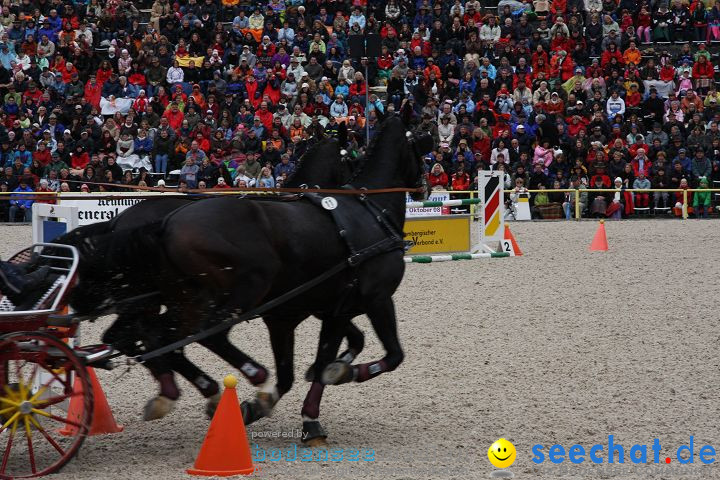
[205,392,221,419]
[304,366,315,382]
[143,395,176,421]
[321,361,354,385]
[256,391,276,415]
[305,436,329,448]
[241,398,268,425]
[302,420,328,447]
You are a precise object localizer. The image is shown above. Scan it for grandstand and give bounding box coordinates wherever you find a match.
[0,0,718,220]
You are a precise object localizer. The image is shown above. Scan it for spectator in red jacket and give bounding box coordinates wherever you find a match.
[427,163,449,189]
[692,56,714,94]
[213,177,231,189]
[33,142,51,167]
[35,178,55,204]
[349,72,367,105]
[162,102,185,132]
[601,44,624,68]
[451,168,470,191]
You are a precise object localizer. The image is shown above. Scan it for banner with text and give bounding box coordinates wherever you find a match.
[58,192,164,225]
[404,216,471,254]
[406,191,450,217]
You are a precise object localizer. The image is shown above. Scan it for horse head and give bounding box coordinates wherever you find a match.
[285,123,359,189]
[349,115,432,197]
[405,129,434,200]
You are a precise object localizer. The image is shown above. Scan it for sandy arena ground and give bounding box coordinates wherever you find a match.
[1,220,719,479]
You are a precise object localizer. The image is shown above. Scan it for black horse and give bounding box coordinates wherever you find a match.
[109,116,432,441]
[54,135,366,427]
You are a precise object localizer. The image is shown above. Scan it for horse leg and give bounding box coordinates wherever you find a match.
[219,316,304,425]
[142,357,182,421]
[102,312,187,420]
[304,319,364,382]
[302,319,348,446]
[198,332,269,419]
[322,298,404,385]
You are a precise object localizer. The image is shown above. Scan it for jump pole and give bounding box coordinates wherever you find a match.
[405,198,482,209]
[404,252,510,263]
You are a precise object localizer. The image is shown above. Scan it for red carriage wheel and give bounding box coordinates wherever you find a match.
[0,331,93,479]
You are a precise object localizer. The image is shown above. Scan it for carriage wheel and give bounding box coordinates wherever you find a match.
[0,331,93,479]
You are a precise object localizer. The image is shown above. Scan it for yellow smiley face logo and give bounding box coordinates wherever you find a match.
[488,438,517,469]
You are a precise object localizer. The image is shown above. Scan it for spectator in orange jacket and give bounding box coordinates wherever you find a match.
[423,58,442,80]
[623,42,642,66]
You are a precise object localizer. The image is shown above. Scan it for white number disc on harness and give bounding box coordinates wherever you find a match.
[321,197,339,210]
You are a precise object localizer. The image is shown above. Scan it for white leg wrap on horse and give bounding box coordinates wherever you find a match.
[259,379,279,403]
[255,377,280,415]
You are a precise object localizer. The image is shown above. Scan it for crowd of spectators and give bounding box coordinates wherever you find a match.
[0,0,719,221]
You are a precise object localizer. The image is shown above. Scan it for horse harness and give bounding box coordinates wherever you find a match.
[133,191,405,364]
[303,192,404,266]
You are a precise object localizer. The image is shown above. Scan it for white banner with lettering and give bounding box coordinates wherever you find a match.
[58,192,164,225]
[406,191,450,217]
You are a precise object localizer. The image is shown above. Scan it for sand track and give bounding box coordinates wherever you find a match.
[1,220,718,479]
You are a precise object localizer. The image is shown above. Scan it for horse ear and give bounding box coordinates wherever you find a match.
[338,121,347,148]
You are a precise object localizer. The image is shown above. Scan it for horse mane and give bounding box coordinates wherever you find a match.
[350,115,405,185]
[363,114,405,160]
[349,114,427,190]
[284,136,335,186]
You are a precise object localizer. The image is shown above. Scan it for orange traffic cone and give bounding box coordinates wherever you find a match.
[59,368,123,436]
[187,375,256,477]
[589,219,608,251]
[504,225,523,256]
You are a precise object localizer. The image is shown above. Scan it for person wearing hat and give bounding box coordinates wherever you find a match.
[34,177,54,204]
[645,122,669,148]
[44,151,68,177]
[642,88,665,123]
[604,177,629,219]
[691,147,712,179]
[692,177,711,217]
[329,94,348,118]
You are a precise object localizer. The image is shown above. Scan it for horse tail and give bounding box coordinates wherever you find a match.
[60,219,166,277]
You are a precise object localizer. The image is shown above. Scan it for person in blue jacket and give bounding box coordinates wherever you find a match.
[8,177,33,222]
